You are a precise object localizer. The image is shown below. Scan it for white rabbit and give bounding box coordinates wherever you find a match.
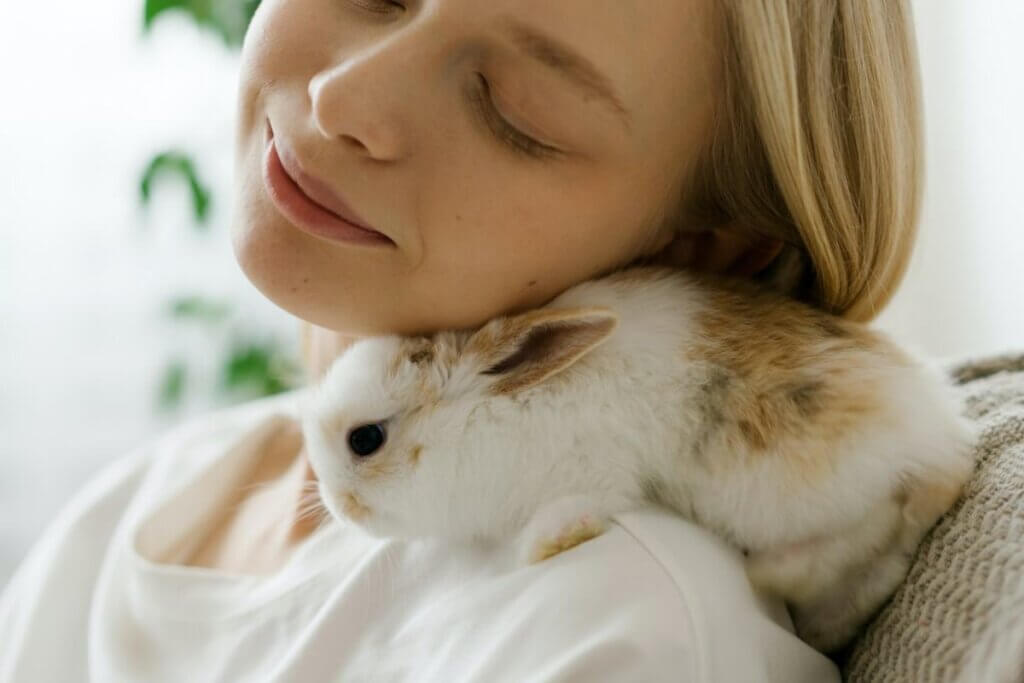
[300,264,976,653]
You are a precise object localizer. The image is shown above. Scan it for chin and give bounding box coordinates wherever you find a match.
[229,210,329,324]
[230,188,296,289]
[229,207,406,336]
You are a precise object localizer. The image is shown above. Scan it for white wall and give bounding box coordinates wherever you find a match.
[2,1,1023,586]
[877,1,1024,358]
[0,2,295,586]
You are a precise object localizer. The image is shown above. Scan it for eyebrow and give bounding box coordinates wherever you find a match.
[500,19,631,130]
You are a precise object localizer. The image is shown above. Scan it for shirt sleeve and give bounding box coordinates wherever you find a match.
[0,446,153,681]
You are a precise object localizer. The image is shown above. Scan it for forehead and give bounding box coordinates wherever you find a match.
[504,1,716,79]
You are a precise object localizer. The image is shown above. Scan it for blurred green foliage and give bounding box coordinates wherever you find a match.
[166,294,234,323]
[138,0,304,413]
[139,151,212,227]
[155,293,304,412]
[222,342,301,396]
[143,0,261,46]
[158,359,189,409]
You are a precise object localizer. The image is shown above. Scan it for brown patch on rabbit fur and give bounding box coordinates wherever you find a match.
[682,270,903,469]
[408,348,434,365]
[386,338,436,379]
[409,443,423,466]
[384,337,447,410]
[341,491,372,521]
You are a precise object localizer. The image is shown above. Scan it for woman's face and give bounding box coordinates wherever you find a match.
[232,0,719,336]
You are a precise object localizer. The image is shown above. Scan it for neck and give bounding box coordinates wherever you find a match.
[303,322,362,381]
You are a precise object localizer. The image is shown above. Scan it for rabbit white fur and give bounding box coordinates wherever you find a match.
[300,265,976,653]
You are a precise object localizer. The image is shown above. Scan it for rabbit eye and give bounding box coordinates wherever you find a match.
[348,423,386,457]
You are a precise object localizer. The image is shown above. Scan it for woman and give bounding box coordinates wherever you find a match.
[0,0,921,680]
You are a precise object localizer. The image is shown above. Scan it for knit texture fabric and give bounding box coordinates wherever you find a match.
[842,353,1024,683]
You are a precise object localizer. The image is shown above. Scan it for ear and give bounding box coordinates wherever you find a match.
[647,221,785,278]
[465,307,618,396]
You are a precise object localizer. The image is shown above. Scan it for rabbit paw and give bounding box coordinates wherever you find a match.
[518,495,609,565]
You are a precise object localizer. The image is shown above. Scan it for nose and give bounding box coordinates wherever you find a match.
[308,36,423,160]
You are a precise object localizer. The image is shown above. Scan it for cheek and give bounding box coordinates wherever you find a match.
[430,150,658,270]
[235,0,342,139]
[242,0,326,82]
[413,169,654,320]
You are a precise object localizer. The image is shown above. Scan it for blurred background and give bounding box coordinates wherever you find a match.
[1,1,1022,587]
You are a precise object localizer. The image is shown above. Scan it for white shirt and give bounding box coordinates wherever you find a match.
[0,388,840,682]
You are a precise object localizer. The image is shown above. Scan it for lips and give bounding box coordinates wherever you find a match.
[264,120,392,244]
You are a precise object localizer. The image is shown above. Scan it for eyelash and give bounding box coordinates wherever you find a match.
[348,0,404,15]
[468,73,562,161]
[346,1,562,161]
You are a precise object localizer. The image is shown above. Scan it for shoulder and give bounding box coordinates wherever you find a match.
[335,506,838,682]
[499,506,841,683]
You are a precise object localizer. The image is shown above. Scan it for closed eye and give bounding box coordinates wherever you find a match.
[467,73,564,161]
[345,1,564,161]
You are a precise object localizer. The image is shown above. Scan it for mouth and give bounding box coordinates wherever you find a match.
[262,120,395,248]
[341,490,373,522]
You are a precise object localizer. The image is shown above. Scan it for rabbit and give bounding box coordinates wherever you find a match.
[299,264,977,653]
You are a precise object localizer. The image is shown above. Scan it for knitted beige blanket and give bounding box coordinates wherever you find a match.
[842,353,1024,683]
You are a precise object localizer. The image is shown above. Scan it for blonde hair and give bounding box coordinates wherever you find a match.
[299,0,924,371]
[681,0,924,321]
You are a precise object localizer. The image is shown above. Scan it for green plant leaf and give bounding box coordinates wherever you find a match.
[221,341,301,398]
[157,359,188,410]
[139,151,212,228]
[166,295,234,324]
[143,0,262,47]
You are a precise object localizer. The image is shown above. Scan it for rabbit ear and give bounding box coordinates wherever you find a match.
[466,307,618,395]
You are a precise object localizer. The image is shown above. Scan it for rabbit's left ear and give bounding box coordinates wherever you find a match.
[465,307,618,395]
